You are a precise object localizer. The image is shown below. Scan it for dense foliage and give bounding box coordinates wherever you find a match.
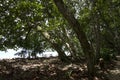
[0,0,120,79]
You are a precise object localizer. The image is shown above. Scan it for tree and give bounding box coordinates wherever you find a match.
[0,0,120,80]
[53,0,95,79]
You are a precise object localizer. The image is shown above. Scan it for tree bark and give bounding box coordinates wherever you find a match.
[94,25,101,62]
[52,43,69,62]
[53,0,95,79]
[61,27,78,59]
[40,31,69,62]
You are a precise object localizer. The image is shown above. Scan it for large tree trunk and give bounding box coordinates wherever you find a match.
[53,0,95,79]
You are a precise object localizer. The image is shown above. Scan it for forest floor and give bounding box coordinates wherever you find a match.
[105,56,120,80]
[0,56,120,80]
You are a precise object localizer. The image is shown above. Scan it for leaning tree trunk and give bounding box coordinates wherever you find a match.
[52,43,69,62]
[61,27,78,59]
[53,0,95,79]
[39,31,69,62]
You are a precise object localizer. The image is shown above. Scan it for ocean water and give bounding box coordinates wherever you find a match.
[0,49,20,59]
[0,49,58,59]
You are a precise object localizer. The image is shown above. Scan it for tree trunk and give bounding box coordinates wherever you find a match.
[61,27,78,59]
[94,25,101,62]
[53,43,69,62]
[40,31,69,62]
[53,0,95,79]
